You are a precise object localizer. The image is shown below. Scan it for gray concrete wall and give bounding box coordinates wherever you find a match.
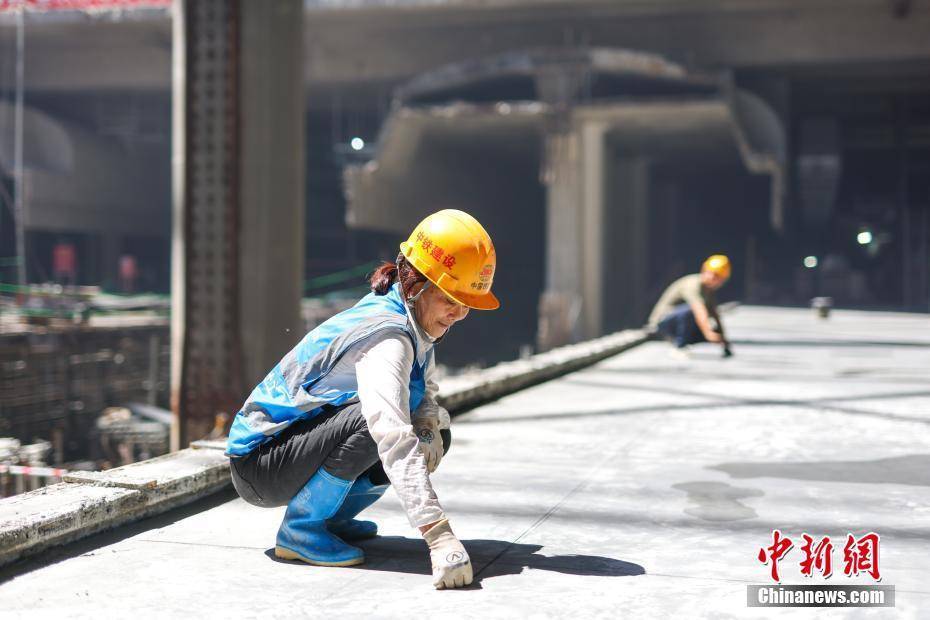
[238,0,306,388]
[346,110,547,366]
[0,102,170,237]
[603,155,650,329]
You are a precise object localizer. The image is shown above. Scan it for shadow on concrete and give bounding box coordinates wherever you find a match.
[564,375,930,409]
[457,400,731,425]
[457,387,930,427]
[728,338,930,349]
[0,487,240,585]
[264,536,645,588]
[454,376,930,427]
[584,366,930,385]
[709,454,930,488]
[440,499,930,541]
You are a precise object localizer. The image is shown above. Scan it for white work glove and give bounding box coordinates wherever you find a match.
[413,416,443,473]
[423,519,473,590]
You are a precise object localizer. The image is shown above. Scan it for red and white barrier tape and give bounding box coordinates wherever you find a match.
[0,464,68,477]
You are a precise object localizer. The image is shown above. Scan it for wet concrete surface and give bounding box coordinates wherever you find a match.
[0,306,927,618]
[672,481,764,521]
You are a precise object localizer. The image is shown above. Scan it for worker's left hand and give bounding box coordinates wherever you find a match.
[413,416,443,472]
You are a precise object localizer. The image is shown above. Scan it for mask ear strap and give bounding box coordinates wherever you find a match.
[398,256,445,342]
[406,279,444,342]
[407,279,431,305]
[398,253,432,304]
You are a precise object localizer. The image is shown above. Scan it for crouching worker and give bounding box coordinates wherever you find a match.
[225,210,499,590]
[648,254,732,357]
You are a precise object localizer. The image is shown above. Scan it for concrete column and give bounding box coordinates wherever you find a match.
[171,0,304,450]
[100,233,121,290]
[579,121,608,341]
[238,0,305,388]
[538,129,582,351]
[604,155,650,328]
[538,120,608,350]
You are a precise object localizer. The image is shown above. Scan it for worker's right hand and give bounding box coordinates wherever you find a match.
[423,519,473,589]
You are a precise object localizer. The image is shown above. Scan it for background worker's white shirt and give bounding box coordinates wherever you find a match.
[325,307,450,528]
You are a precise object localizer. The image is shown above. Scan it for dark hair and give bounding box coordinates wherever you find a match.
[370,254,427,298]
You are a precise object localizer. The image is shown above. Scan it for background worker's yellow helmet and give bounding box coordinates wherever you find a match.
[702,254,732,279]
[400,209,499,310]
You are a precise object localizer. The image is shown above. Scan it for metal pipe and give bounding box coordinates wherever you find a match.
[170,0,187,452]
[147,334,159,405]
[13,2,26,287]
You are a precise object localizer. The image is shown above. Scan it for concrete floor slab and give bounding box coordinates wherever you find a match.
[1,306,928,618]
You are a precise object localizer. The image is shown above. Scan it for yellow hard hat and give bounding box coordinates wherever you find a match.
[702,254,732,279]
[399,209,499,310]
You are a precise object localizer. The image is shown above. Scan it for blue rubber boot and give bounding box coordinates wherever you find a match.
[326,474,389,541]
[274,468,364,567]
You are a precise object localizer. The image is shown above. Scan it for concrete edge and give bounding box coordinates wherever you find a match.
[0,328,649,569]
[0,444,230,569]
[438,328,649,414]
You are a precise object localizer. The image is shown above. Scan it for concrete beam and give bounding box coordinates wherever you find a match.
[304,2,930,85]
[62,447,230,492]
[0,444,229,569]
[2,1,929,94]
[345,50,783,349]
[0,17,171,92]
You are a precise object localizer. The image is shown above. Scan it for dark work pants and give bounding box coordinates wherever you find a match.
[656,304,707,348]
[229,402,451,508]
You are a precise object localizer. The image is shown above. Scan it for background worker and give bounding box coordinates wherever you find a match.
[225,209,499,590]
[648,254,733,357]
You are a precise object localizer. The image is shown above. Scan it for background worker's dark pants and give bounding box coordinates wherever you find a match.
[229,402,451,507]
[656,304,707,348]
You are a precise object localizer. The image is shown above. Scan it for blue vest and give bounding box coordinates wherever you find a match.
[226,283,431,457]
